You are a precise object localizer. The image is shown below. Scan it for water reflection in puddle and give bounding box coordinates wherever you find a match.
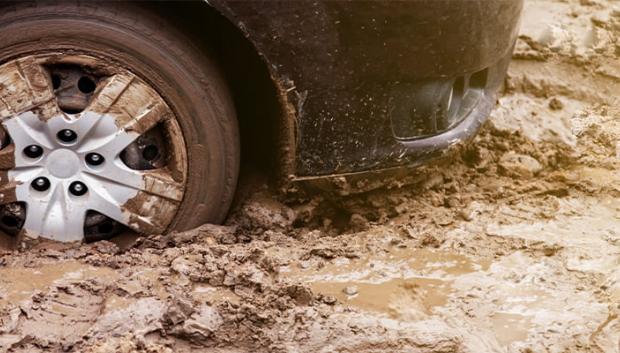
[287,248,543,346]
[0,261,118,306]
[310,277,450,318]
[491,312,533,346]
[288,248,487,318]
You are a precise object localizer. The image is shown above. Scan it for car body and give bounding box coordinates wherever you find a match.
[0,1,522,243]
[209,0,523,179]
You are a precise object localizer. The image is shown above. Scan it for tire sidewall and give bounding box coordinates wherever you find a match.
[0,5,239,231]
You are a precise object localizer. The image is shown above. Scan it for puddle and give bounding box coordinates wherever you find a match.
[0,261,118,306]
[491,312,533,346]
[488,289,545,346]
[288,249,489,319]
[289,249,557,346]
[310,277,450,318]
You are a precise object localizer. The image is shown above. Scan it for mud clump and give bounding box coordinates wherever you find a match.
[498,152,543,178]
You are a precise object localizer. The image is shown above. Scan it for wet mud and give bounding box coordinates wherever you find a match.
[1,0,619,352]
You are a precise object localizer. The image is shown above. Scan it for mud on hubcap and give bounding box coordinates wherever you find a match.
[0,55,187,242]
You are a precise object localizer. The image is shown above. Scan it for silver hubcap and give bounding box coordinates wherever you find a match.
[0,55,187,242]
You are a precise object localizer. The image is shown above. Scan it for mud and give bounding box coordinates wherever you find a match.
[0,0,619,352]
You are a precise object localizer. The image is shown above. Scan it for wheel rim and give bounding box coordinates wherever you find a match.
[0,54,187,242]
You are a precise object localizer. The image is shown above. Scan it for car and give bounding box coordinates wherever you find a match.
[0,0,523,243]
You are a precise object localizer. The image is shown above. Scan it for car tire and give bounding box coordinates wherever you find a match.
[0,1,239,235]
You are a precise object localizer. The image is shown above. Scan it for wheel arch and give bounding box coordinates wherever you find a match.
[148,1,297,187]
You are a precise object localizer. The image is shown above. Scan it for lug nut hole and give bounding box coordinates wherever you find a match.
[1,216,18,228]
[78,76,96,94]
[57,129,77,143]
[69,181,88,196]
[24,145,43,159]
[31,177,50,192]
[86,153,105,166]
[97,221,114,234]
[142,145,159,161]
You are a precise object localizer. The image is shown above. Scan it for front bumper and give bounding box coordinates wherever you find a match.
[395,48,513,160]
[211,0,523,177]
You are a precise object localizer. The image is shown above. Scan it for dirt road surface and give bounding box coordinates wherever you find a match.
[0,0,619,352]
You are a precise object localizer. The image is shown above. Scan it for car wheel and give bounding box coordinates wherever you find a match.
[0,2,239,242]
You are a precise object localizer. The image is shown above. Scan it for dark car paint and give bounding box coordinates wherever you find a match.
[207,0,523,177]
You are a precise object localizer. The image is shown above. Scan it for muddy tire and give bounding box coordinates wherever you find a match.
[0,2,239,235]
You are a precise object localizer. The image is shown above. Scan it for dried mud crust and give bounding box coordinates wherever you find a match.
[1,0,620,352]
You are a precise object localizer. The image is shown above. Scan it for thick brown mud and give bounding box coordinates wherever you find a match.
[0,0,619,352]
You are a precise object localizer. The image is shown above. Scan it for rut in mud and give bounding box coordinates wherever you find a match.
[0,0,619,352]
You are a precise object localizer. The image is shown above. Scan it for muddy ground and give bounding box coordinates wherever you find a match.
[0,0,619,352]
